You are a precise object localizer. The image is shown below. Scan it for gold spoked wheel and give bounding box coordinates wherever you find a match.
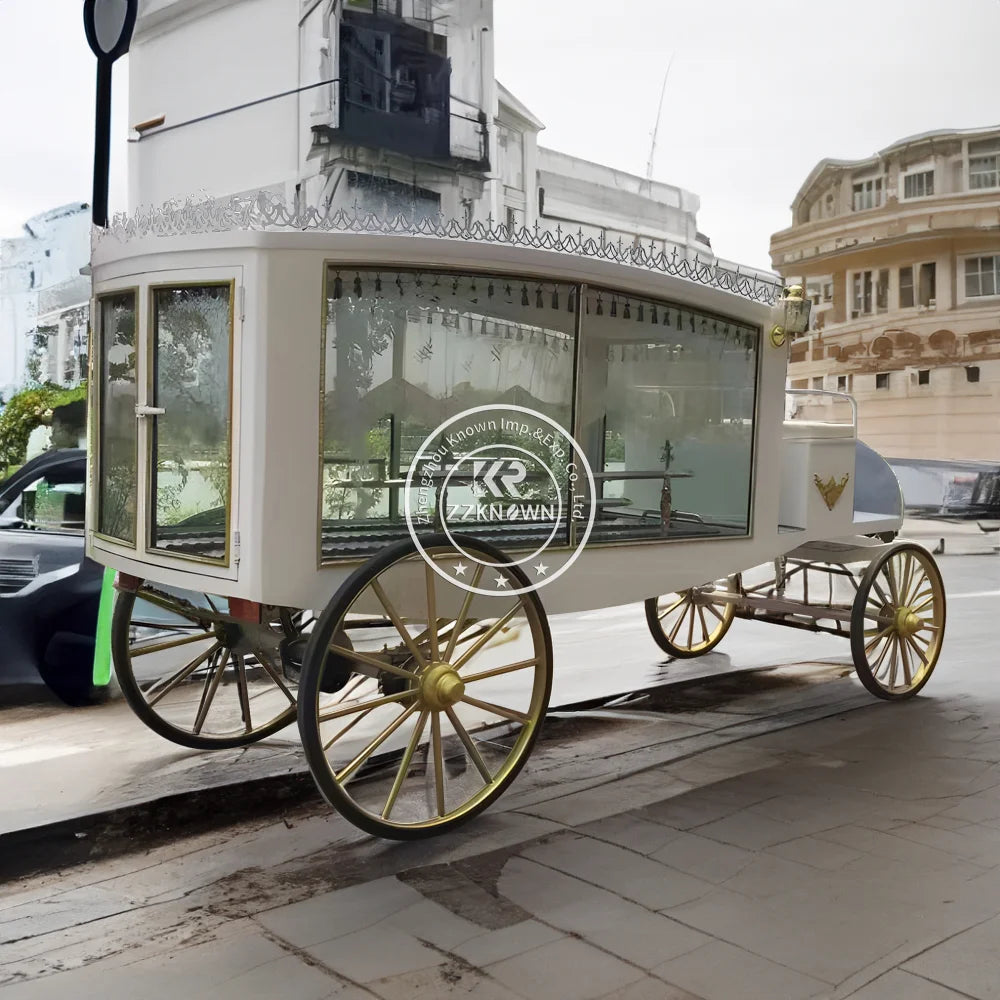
[644,576,738,658]
[297,533,552,840]
[851,543,946,700]
[112,582,301,750]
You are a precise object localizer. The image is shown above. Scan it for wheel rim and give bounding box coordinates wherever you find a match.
[302,542,551,835]
[653,578,736,654]
[859,547,944,695]
[116,585,299,744]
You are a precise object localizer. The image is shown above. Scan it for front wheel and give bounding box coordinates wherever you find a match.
[645,577,738,658]
[851,543,946,700]
[298,533,552,840]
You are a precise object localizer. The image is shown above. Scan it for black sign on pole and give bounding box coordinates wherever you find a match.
[83,0,138,228]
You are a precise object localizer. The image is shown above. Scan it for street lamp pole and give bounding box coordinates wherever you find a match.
[83,0,138,228]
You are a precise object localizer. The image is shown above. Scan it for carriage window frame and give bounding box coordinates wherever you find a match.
[317,263,762,563]
[576,283,761,546]
[93,287,140,547]
[146,279,236,568]
[316,262,580,565]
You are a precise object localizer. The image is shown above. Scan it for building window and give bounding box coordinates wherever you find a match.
[823,282,833,302]
[965,256,1000,298]
[967,366,981,383]
[919,262,937,306]
[812,376,824,390]
[903,170,935,199]
[837,374,852,391]
[969,138,1000,190]
[876,373,890,390]
[851,269,888,317]
[917,369,930,385]
[852,177,884,212]
[899,266,914,308]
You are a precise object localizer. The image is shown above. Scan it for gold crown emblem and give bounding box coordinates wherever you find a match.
[814,473,850,511]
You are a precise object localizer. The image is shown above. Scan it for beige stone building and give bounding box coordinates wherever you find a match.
[770,125,1000,461]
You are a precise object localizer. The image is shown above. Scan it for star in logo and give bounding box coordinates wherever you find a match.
[454,562,468,577]
[494,574,510,589]
[534,563,549,577]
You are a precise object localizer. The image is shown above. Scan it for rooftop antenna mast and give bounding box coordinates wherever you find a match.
[645,55,674,189]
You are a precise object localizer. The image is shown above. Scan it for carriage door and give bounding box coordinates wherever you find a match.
[144,275,239,569]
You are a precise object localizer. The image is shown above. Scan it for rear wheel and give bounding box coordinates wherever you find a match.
[298,533,552,840]
[851,543,945,700]
[645,577,738,658]
[112,581,300,750]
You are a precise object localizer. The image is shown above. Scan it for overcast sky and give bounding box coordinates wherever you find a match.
[1,0,998,268]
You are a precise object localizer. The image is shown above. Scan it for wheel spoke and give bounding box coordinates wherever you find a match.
[328,643,423,682]
[382,710,429,819]
[146,641,222,706]
[899,639,912,687]
[687,603,696,648]
[335,702,419,784]
[193,650,228,735]
[253,649,298,706]
[884,561,901,606]
[869,633,894,679]
[444,565,485,662]
[322,695,380,752]
[431,712,446,817]
[461,657,538,685]
[130,631,213,658]
[460,694,531,725]
[453,603,522,670]
[697,605,710,645]
[445,706,493,783]
[234,655,253,733]
[668,602,690,643]
[904,634,929,670]
[703,601,726,623]
[318,688,414,724]
[657,595,686,621]
[886,639,899,690]
[371,580,427,670]
[864,626,893,656]
[425,563,440,662]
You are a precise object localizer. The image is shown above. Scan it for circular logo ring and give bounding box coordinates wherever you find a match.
[403,404,597,597]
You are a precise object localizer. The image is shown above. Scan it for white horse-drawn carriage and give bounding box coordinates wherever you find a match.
[87,199,945,838]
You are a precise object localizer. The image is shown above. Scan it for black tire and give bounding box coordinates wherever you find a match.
[850,543,946,700]
[298,533,552,840]
[113,585,298,750]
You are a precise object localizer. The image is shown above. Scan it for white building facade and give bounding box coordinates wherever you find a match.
[126,0,715,261]
[0,203,91,398]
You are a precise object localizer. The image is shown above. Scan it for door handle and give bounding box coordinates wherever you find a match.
[135,405,165,417]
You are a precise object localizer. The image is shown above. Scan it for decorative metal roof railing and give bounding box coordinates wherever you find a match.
[94,192,785,305]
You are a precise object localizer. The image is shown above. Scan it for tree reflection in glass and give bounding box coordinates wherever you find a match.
[98,292,138,541]
[151,285,232,560]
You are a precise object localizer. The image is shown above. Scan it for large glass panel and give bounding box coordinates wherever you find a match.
[97,291,137,542]
[321,268,577,560]
[150,285,232,562]
[577,287,759,542]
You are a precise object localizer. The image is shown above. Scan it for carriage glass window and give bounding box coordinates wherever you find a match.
[97,291,137,542]
[577,289,758,542]
[150,284,233,563]
[321,268,577,560]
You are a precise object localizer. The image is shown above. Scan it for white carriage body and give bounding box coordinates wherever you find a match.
[87,221,903,616]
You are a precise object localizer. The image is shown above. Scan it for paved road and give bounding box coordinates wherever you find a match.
[2,535,1000,997]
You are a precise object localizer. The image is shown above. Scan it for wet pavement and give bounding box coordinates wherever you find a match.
[1,524,999,997]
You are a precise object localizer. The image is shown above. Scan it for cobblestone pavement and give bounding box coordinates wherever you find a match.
[2,541,999,999]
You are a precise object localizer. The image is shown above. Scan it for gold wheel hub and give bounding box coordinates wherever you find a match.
[894,606,923,638]
[420,662,466,711]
